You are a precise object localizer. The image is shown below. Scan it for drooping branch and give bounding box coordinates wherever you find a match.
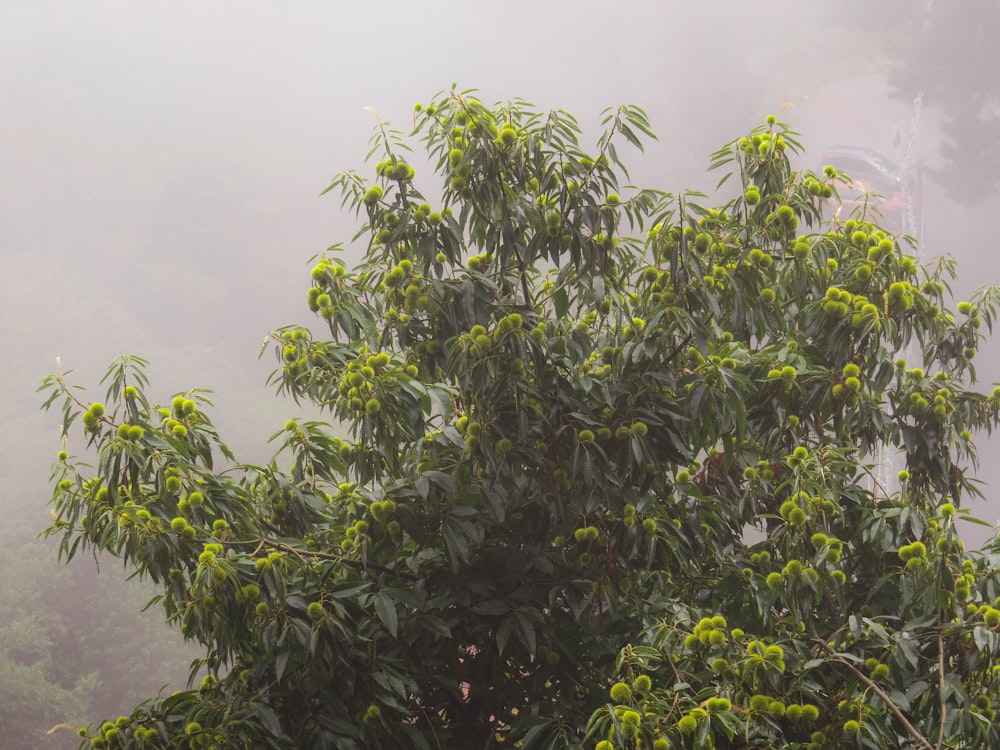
[813,637,933,750]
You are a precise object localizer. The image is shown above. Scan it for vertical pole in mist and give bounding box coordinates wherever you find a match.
[901,92,924,244]
[875,2,932,499]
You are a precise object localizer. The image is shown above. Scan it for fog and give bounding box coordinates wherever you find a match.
[2,1,998,744]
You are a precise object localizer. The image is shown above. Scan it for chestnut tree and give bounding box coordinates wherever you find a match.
[42,87,1000,749]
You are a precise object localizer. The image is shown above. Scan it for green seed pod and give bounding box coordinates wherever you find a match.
[609,681,631,703]
[497,126,517,146]
[632,674,652,693]
[307,601,324,620]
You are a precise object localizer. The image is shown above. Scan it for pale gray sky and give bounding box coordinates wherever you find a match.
[2,1,998,539]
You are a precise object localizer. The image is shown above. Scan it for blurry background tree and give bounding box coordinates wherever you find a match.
[40,89,1000,749]
[0,499,199,750]
[889,0,1000,204]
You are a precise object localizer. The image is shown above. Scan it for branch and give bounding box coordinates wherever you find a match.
[663,334,694,367]
[812,638,932,750]
[231,537,422,581]
[935,628,945,750]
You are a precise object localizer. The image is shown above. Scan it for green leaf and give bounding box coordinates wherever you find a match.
[443,518,470,567]
[553,286,570,319]
[496,616,514,655]
[275,649,289,681]
[415,474,429,499]
[514,610,537,656]
[422,470,456,497]
[373,591,398,638]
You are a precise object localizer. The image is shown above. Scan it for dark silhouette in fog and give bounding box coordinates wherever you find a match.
[890,0,1000,204]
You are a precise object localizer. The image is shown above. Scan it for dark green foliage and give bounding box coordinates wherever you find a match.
[41,88,1000,749]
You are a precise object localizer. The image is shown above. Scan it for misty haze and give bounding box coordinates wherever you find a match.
[2,2,998,747]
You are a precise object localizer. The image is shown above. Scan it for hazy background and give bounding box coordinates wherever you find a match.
[2,1,997,745]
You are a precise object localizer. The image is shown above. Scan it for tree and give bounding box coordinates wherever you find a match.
[0,503,198,749]
[41,87,1000,749]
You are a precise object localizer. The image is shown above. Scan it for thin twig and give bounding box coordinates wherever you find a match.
[262,538,421,581]
[813,637,932,750]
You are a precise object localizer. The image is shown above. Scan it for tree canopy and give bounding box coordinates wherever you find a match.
[42,87,1000,749]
